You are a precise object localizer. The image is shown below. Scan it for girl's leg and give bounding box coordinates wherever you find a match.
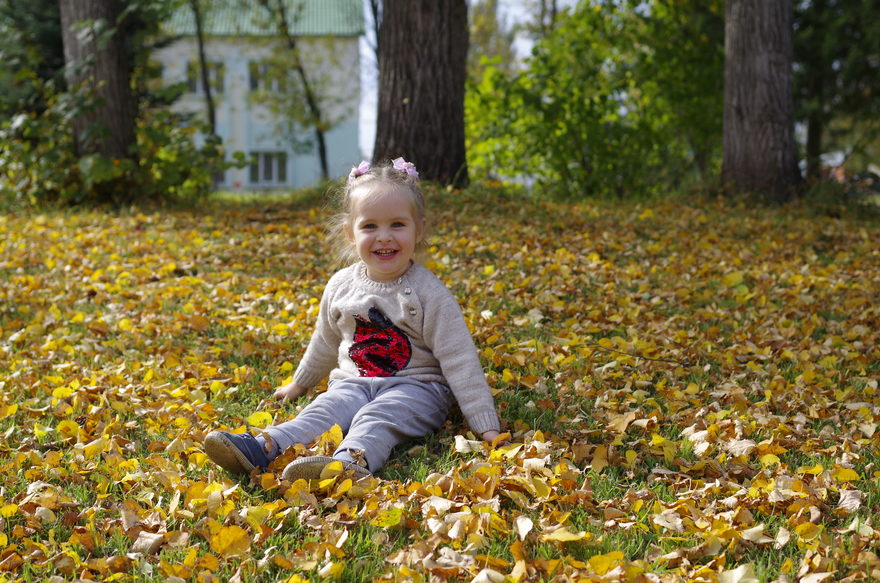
[335,378,452,472]
[261,379,371,455]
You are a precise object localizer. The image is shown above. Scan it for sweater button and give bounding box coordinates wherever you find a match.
[408,307,417,315]
[404,287,412,295]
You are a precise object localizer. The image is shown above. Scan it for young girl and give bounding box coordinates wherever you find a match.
[204,158,502,481]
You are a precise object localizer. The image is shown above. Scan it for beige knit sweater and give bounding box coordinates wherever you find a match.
[293,261,500,434]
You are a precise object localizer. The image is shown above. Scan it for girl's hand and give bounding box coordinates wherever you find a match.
[273,382,308,401]
[481,430,510,447]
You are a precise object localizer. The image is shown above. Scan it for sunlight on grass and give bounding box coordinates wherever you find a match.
[0,184,877,581]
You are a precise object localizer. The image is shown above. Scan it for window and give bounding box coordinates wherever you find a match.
[248,61,286,92]
[249,152,288,186]
[186,61,225,94]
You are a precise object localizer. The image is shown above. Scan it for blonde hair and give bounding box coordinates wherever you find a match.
[328,161,429,265]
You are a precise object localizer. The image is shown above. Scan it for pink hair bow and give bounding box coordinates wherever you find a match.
[392,157,419,179]
[348,160,371,184]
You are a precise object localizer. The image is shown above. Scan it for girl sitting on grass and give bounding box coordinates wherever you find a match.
[204,157,503,481]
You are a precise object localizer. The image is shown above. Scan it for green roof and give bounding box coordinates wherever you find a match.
[164,0,364,37]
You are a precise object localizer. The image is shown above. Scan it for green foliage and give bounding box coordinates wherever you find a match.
[0,85,240,209]
[0,0,65,118]
[793,0,880,176]
[466,1,724,199]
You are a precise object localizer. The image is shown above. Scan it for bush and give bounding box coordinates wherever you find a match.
[0,84,241,209]
[466,1,724,199]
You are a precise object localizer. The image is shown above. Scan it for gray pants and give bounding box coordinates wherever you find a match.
[260,377,453,472]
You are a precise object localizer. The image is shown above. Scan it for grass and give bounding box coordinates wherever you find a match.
[0,183,878,581]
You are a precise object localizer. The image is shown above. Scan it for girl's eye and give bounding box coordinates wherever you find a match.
[361,223,376,230]
[392,222,406,228]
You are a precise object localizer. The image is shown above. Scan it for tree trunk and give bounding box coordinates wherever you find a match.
[373,0,469,187]
[59,0,135,160]
[190,0,216,135]
[722,0,800,203]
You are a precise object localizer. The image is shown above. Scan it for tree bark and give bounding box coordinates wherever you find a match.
[373,0,469,187]
[722,0,800,203]
[59,0,135,160]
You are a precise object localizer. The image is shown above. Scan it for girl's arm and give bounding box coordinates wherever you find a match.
[275,275,343,399]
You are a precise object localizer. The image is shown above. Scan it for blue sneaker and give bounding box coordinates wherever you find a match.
[204,430,271,474]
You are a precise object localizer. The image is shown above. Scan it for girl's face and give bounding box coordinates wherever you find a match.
[345,187,425,282]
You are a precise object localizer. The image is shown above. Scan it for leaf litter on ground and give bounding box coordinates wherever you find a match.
[0,187,878,582]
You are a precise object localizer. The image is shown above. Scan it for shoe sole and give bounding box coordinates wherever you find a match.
[282,455,371,481]
[204,431,255,475]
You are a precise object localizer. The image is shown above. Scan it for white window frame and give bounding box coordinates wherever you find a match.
[248,61,286,93]
[249,151,288,187]
[186,61,225,95]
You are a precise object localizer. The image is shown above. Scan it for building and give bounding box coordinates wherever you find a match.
[155,0,363,191]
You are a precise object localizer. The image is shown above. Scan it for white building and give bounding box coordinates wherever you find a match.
[154,0,363,191]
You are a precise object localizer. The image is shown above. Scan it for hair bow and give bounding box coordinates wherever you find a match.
[348,160,372,184]
[392,157,419,179]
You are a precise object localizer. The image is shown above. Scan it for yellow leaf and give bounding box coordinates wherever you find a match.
[243,505,271,530]
[650,433,667,446]
[0,532,6,547]
[52,386,74,399]
[56,419,80,441]
[531,476,551,499]
[722,271,744,287]
[371,506,403,527]
[316,425,343,452]
[317,461,346,481]
[209,524,251,558]
[82,436,109,458]
[833,467,860,482]
[0,403,17,419]
[71,312,85,323]
[280,361,294,373]
[34,423,53,439]
[246,412,273,428]
[1,504,18,517]
[483,264,496,276]
[797,463,825,475]
[209,380,225,394]
[588,551,624,575]
[540,527,590,542]
[591,445,608,473]
[794,522,822,541]
[318,561,345,580]
[781,558,793,573]
[759,454,780,467]
[118,318,133,331]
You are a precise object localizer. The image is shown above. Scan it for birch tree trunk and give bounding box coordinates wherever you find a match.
[373,0,469,187]
[722,0,800,203]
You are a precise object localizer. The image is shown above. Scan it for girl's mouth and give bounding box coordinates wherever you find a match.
[374,249,398,257]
